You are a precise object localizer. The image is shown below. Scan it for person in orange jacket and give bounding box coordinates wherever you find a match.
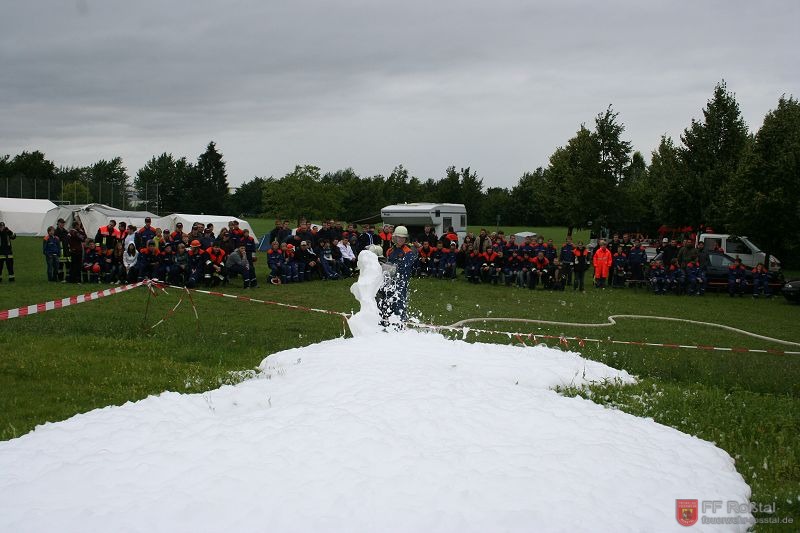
[592,239,612,288]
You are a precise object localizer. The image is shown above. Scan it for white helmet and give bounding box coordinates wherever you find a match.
[393,225,409,239]
[368,244,384,257]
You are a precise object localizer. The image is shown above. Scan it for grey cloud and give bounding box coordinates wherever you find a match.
[1,0,798,187]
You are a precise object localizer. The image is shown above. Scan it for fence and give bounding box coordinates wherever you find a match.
[1,176,159,213]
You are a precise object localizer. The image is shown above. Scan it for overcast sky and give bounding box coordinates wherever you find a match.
[1,0,797,188]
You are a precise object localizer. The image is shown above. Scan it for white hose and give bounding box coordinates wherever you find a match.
[447,315,800,347]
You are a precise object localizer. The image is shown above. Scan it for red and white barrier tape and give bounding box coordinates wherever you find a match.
[406,322,800,355]
[151,282,351,320]
[3,281,797,355]
[0,281,145,321]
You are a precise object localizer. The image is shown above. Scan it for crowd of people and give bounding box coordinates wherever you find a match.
[0,216,776,300]
[39,217,260,288]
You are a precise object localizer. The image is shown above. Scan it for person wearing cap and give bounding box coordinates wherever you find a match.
[283,243,300,283]
[0,221,17,283]
[380,225,417,326]
[135,217,157,249]
[170,222,185,246]
[294,240,319,281]
[54,217,71,281]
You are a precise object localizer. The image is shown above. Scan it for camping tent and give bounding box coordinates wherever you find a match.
[0,197,58,236]
[155,214,257,239]
[39,204,158,239]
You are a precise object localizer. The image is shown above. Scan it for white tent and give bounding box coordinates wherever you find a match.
[39,204,158,239]
[0,197,58,236]
[155,214,257,238]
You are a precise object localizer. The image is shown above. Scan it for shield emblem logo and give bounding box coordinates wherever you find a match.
[676,499,699,527]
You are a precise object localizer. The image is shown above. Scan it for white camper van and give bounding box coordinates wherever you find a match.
[380,203,467,244]
[697,233,781,272]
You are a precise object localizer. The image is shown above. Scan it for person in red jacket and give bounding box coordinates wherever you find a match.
[204,243,227,287]
[530,251,550,289]
[592,239,612,288]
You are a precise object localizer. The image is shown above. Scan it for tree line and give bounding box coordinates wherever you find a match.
[2,80,798,263]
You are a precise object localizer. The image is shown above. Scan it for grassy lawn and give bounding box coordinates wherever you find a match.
[1,234,798,528]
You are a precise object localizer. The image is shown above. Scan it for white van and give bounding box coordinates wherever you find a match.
[380,203,467,244]
[697,233,781,272]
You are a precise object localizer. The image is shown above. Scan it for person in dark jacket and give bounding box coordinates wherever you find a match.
[267,241,286,284]
[54,218,70,281]
[356,224,380,254]
[530,251,550,290]
[627,241,647,281]
[0,221,16,283]
[42,225,61,281]
[294,241,319,281]
[136,240,161,281]
[728,258,747,297]
[82,239,103,283]
[751,263,771,298]
[67,223,84,283]
[572,241,590,291]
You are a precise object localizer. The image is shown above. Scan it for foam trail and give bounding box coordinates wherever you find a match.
[347,250,384,337]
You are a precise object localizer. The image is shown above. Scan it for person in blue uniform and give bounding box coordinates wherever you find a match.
[380,225,417,327]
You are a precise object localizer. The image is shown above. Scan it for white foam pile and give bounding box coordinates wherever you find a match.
[0,251,751,532]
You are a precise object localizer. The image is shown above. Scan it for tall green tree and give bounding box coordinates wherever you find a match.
[230,177,267,216]
[510,168,549,226]
[647,136,688,225]
[86,157,129,207]
[679,80,750,227]
[194,141,230,214]
[614,150,653,231]
[437,166,462,204]
[595,105,632,185]
[8,151,57,181]
[545,125,608,234]
[479,187,514,227]
[728,95,800,265]
[263,165,343,221]
[136,153,194,214]
[459,167,484,219]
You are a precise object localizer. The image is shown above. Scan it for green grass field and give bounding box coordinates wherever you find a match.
[1,232,798,528]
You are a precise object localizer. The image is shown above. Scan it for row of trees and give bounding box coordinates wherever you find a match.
[0,142,230,215]
[2,81,798,263]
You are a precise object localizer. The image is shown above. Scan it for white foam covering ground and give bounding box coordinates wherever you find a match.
[0,252,752,532]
